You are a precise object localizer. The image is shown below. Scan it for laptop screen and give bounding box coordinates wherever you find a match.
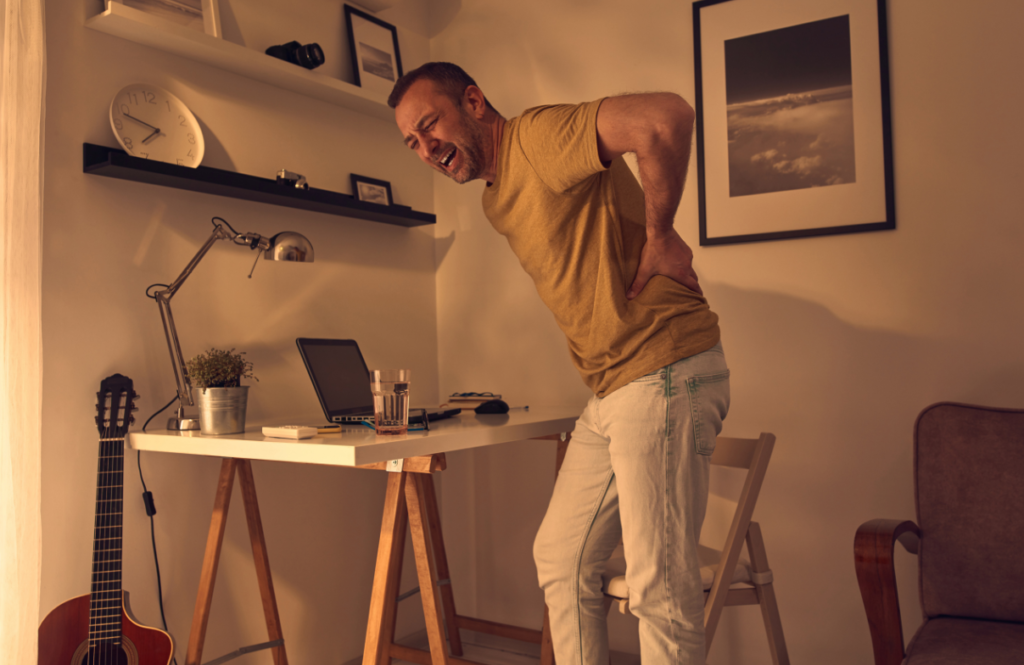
[296,339,373,418]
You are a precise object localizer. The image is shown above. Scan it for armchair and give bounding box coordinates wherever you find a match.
[854,402,1024,664]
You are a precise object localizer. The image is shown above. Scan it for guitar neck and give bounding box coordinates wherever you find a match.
[90,428,125,648]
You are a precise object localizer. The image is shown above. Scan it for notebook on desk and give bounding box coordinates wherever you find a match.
[296,338,460,425]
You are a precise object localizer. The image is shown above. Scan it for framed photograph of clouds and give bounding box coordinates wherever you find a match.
[693,0,894,245]
[344,4,403,95]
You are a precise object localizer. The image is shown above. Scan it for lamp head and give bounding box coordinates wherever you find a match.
[265,231,314,262]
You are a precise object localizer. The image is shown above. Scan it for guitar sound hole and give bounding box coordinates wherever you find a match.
[71,636,139,665]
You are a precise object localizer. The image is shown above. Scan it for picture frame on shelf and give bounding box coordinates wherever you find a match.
[109,0,222,37]
[344,4,403,95]
[351,174,393,206]
[693,0,894,245]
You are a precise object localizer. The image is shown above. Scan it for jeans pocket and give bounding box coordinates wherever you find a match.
[686,370,731,456]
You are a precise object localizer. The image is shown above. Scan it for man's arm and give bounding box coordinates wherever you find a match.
[595,93,702,298]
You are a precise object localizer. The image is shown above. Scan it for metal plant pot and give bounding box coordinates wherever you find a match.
[196,386,249,435]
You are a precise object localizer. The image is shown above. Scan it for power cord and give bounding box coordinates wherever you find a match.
[140,394,180,665]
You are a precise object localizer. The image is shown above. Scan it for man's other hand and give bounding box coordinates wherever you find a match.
[626,229,703,299]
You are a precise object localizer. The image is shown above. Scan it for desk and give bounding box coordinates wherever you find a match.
[130,408,578,665]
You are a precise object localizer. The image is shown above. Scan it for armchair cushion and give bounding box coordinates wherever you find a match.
[915,403,1024,622]
[905,617,1024,665]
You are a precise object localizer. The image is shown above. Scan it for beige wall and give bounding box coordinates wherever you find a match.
[41,1,438,663]
[430,0,1024,662]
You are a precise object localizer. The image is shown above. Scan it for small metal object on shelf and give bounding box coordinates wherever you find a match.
[276,169,308,190]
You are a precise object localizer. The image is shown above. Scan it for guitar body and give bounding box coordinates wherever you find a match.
[39,591,173,665]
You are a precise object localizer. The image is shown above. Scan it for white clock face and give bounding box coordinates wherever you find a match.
[109,83,205,168]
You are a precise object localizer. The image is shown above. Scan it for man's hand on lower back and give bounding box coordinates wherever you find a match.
[626,229,703,299]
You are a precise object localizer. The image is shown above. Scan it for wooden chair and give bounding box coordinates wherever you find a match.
[601,433,789,664]
[854,402,1024,665]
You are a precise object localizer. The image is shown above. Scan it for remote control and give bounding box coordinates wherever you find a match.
[262,425,318,439]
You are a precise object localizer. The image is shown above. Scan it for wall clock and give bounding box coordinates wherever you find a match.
[109,83,205,168]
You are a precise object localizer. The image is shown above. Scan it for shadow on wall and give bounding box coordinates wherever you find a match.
[428,0,463,38]
[705,282,1024,663]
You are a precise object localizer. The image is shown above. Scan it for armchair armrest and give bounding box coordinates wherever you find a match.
[854,519,922,665]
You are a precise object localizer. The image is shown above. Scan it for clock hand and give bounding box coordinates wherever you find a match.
[141,129,162,144]
[123,112,160,132]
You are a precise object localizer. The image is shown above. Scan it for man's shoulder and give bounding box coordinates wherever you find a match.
[515,99,605,128]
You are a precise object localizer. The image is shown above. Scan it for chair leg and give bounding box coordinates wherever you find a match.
[746,523,789,665]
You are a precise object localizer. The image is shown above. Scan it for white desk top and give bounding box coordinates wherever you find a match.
[129,407,579,467]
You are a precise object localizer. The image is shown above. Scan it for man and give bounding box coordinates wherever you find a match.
[390,62,729,665]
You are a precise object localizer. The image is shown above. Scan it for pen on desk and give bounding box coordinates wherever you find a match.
[509,406,529,411]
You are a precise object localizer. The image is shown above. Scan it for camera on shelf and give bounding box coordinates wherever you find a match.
[276,169,309,190]
[265,41,325,70]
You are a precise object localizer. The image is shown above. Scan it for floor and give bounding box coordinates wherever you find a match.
[389,632,642,665]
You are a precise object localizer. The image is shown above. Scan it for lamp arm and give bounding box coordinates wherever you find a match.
[162,224,235,299]
[153,223,237,406]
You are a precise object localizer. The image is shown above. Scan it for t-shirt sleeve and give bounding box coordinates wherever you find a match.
[516,99,608,194]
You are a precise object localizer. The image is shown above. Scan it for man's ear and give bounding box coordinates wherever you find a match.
[463,85,488,119]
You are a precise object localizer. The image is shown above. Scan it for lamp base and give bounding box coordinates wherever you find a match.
[167,415,200,431]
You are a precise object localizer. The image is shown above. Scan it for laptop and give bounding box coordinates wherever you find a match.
[296,338,460,425]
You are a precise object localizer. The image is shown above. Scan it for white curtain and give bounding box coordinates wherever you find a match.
[0,0,45,662]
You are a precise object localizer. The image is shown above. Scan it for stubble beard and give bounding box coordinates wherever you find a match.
[442,109,488,184]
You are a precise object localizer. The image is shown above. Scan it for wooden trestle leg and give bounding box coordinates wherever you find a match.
[238,459,289,665]
[187,458,289,665]
[422,473,464,657]
[363,471,410,665]
[362,436,571,665]
[406,473,451,665]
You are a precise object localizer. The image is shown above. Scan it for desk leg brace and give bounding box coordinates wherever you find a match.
[186,458,288,665]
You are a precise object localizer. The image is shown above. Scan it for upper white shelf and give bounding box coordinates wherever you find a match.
[85,3,393,121]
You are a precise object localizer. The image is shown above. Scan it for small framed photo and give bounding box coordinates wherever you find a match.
[693,0,894,245]
[110,0,222,37]
[351,174,393,206]
[344,4,403,95]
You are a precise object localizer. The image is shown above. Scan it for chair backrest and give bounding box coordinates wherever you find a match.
[701,433,775,633]
[915,402,1024,622]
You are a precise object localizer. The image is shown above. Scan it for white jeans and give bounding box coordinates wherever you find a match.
[534,344,730,664]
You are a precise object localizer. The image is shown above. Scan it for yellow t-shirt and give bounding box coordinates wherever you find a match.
[481,99,721,397]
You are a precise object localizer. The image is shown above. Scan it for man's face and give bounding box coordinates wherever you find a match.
[396,79,488,184]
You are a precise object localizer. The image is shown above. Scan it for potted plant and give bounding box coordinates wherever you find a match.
[185,348,257,435]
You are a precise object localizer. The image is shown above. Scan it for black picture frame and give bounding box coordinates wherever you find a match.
[693,0,895,245]
[344,4,403,94]
[351,174,393,206]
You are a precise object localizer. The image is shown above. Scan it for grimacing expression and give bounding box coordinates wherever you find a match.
[397,82,488,184]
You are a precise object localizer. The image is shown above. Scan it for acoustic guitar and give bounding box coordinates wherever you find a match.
[39,373,173,665]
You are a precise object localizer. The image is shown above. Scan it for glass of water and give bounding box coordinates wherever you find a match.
[370,369,411,435]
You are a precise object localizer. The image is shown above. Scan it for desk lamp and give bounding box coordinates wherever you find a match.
[150,216,314,430]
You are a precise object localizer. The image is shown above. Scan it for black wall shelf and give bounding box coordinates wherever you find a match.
[83,143,435,228]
